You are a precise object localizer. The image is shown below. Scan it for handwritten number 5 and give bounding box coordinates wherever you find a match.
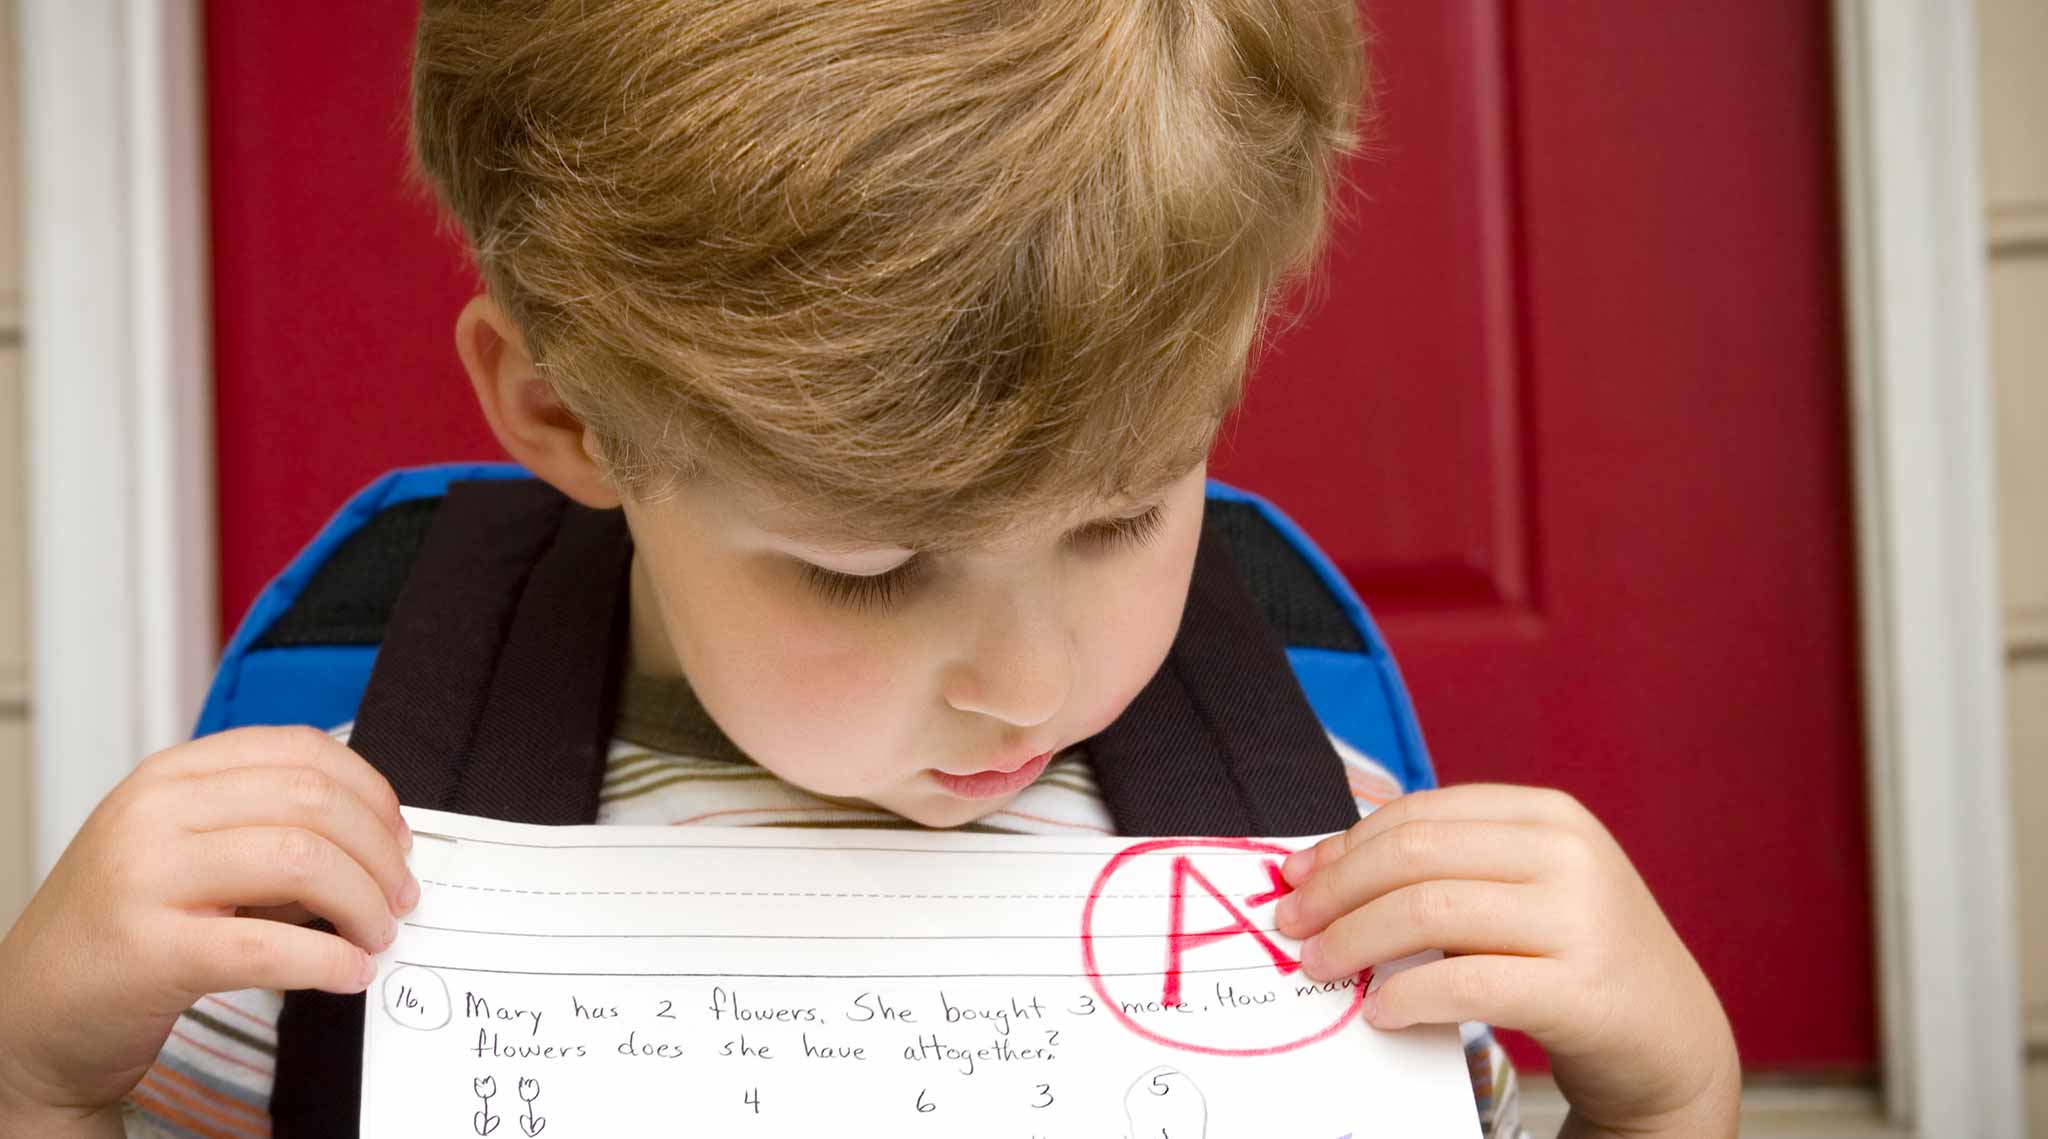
[1032,1083,1054,1109]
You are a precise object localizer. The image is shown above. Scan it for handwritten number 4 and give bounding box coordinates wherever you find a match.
[743,1088,760,1114]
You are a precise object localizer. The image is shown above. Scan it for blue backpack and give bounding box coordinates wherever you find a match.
[194,462,1435,794]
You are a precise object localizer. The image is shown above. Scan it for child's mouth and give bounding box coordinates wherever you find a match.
[930,751,1053,800]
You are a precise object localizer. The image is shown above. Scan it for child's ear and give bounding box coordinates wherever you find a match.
[455,294,622,510]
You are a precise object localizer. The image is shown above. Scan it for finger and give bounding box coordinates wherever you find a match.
[1362,953,1571,1039]
[172,827,398,955]
[145,726,408,845]
[176,765,418,914]
[1300,880,1557,981]
[1282,784,1585,887]
[171,914,376,997]
[1277,819,1556,938]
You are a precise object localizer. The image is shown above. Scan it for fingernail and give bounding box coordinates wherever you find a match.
[1300,935,1322,975]
[356,952,377,991]
[398,873,420,914]
[1281,848,1312,886]
[1361,991,1381,1024]
[1274,893,1298,931]
[396,814,413,853]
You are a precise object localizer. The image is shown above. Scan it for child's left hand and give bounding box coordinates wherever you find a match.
[1273,783,1740,1139]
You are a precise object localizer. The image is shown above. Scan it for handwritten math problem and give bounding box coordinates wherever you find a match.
[362,808,1482,1137]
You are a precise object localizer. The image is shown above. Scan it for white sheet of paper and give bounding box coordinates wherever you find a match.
[362,807,1483,1137]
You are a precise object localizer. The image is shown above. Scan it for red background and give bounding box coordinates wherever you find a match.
[205,2,1870,1073]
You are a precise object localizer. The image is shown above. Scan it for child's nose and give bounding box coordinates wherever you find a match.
[942,607,1072,729]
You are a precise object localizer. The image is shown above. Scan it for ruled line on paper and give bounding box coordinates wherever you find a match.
[401,922,1286,941]
[419,878,1192,899]
[393,959,1309,980]
[408,829,1287,857]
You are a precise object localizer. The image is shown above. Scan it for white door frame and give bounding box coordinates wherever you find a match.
[1832,0,2024,1134]
[15,1,2026,1133]
[16,0,216,877]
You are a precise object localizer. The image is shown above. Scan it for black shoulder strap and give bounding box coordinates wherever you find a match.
[270,479,1353,1136]
[271,480,632,1139]
[344,479,632,824]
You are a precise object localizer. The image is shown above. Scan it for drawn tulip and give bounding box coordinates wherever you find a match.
[472,1076,501,1137]
[515,1075,545,1136]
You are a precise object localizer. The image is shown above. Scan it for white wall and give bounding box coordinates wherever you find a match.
[0,0,31,928]
[1979,0,2048,1128]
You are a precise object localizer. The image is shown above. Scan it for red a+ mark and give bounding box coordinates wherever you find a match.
[1161,855,1299,1007]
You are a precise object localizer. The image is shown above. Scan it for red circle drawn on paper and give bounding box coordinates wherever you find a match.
[1079,837,1366,1057]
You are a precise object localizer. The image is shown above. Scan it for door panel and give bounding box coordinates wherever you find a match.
[1212,1,1870,1070]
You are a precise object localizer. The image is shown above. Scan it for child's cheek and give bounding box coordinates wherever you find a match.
[1072,501,1203,727]
[1076,573,1188,729]
[673,582,921,796]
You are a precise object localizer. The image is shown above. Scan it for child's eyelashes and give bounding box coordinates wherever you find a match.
[1069,504,1166,553]
[796,505,1167,612]
[799,557,928,613]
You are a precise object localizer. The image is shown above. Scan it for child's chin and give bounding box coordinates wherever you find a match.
[878,785,1016,831]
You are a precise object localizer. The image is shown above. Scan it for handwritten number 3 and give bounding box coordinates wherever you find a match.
[1032,1083,1054,1108]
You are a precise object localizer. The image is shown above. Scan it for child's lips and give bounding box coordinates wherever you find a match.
[930,751,1053,800]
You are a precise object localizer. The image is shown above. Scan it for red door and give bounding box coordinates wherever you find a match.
[207,1,1870,1073]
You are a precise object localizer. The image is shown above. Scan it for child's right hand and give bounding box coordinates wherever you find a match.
[0,726,417,1132]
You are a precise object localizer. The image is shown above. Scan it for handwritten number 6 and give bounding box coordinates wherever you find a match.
[915,1089,935,1114]
[1032,1083,1054,1108]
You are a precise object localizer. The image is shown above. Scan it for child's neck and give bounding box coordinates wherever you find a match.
[625,552,687,678]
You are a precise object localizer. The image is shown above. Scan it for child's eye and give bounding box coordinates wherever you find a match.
[1069,505,1166,553]
[798,506,1163,612]
[799,557,927,612]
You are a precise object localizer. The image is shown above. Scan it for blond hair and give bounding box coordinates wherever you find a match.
[409,0,1370,545]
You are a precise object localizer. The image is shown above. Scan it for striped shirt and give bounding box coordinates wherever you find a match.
[122,687,1524,1137]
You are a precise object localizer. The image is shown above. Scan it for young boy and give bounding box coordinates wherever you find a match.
[0,1,1739,1136]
